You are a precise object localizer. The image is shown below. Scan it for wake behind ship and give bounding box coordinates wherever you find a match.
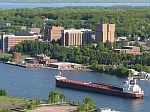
[55,72,144,98]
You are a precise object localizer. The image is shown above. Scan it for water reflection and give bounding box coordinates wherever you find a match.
[124,99,143,112]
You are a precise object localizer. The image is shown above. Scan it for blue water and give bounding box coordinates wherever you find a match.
[0,3,150,9]
[0,63,150,112]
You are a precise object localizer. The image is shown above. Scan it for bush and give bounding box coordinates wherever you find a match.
[48,91,66,104]
[27,103,36,110]
[69,100,79,106]
[0,89,7,96]
[21,104,27,110]
[77,96,95,112]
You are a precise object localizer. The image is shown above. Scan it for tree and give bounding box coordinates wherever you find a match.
[59,53,67,62]
[48,91,65,104]
[77,96,95,112]
[78,103,87,112]
[132,41,141,47]
[96,42,105,51]
[82,97,95,111]
[105,40,113,50]
[0,89,7,96]
[21,104,27,110]
[59,93,66,102]
[146,40,150,47]
[49,91,60,104]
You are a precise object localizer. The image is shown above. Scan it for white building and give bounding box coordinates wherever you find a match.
[97,108,121,112]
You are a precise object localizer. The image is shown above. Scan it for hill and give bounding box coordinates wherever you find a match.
[0,0,150,3]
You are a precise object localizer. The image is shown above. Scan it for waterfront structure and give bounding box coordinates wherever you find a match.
[44,26,64,41]
[113,46,140,55]
[1,34,38,53]
[49,62,82,69]
[95,23,115,43]
[61,29,92,46]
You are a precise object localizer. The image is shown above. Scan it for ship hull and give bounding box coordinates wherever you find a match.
[56,79,144,98]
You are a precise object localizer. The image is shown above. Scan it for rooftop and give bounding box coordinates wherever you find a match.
[14,32,34,36]
[50,62,81,65]
[123,46,140,48]
[64,28,92,33]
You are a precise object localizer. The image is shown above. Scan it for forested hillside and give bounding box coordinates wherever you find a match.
[0,7,150,37]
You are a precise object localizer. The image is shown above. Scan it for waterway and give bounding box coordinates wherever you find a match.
[0,63,150,112]
[0,3,150,9]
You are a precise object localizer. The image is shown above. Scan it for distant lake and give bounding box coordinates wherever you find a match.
[0,3,150,9]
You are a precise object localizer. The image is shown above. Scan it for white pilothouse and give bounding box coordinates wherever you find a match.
[123,78,144,94]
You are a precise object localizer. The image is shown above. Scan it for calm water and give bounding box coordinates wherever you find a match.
[0,3,150,9]
[0,63,150,112]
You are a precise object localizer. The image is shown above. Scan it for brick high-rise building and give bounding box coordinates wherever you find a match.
[2,34,38,53]
[95,23,115,43]
[44,26,64,41]
[61,29,92,46]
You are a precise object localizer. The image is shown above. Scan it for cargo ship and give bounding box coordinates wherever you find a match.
[55,72,144,98]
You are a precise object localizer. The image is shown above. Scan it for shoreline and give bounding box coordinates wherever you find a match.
[0,61,92,71]
[1,61,149,80]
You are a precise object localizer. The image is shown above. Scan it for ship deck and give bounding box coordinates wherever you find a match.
[59,79,122,92]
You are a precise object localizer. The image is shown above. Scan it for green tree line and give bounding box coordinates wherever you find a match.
[11,40,150,67]
[11,40,150,76]
[0,7,150,38]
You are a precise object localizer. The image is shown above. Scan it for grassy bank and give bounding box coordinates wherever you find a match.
[0,96,36,111]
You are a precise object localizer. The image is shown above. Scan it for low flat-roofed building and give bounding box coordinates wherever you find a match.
[27,28,42,34]
[113,46,140,55]
[48,62,82,69]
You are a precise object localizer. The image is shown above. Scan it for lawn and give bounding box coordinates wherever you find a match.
[0,96,35,111]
